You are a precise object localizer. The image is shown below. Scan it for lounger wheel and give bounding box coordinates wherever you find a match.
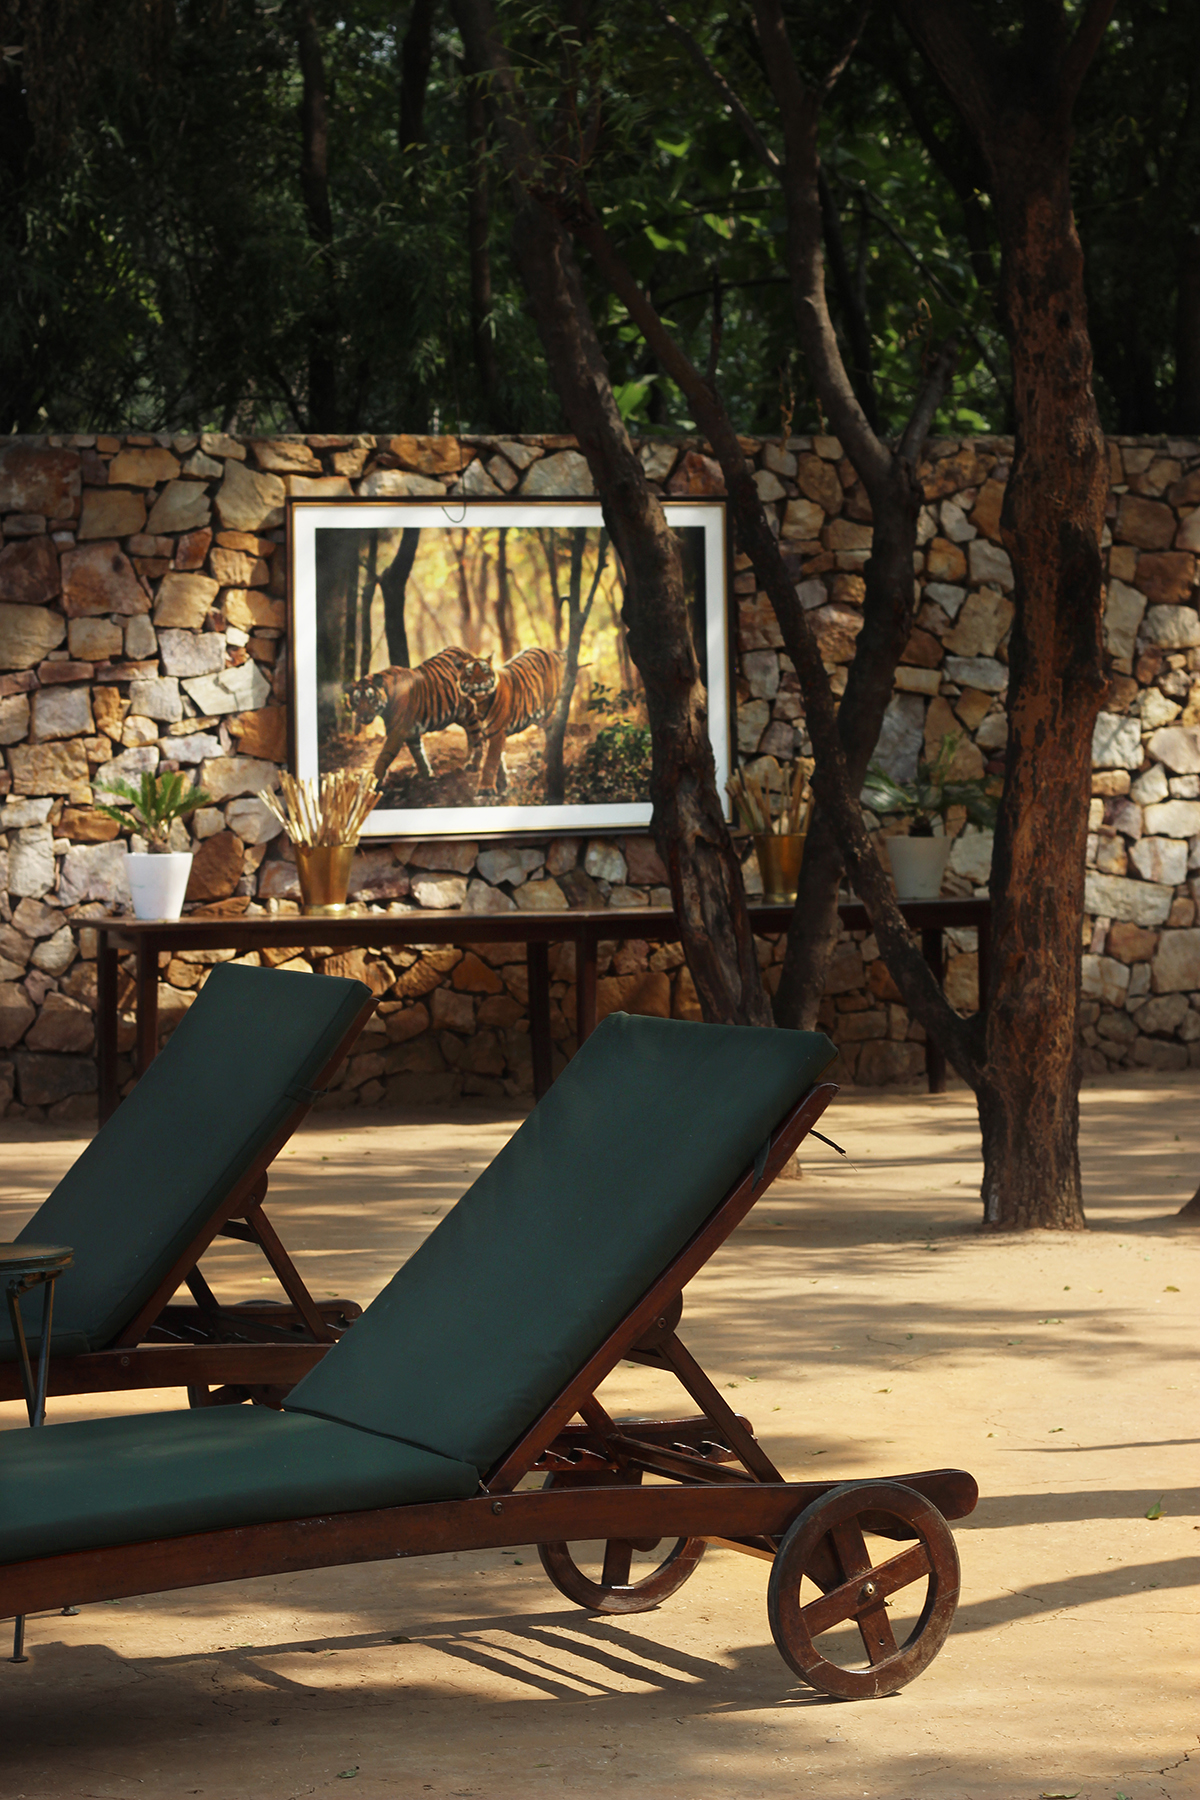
[767,1480,960,1700]
[537,1473,706,1614]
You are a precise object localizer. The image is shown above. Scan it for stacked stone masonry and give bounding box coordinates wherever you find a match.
[0,428,1197,1118]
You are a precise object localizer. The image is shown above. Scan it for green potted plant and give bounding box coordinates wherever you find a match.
[861,734,1000,898]
[93,769,212,920]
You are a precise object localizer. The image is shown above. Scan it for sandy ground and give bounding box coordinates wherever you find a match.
[0,1070,1196,1800]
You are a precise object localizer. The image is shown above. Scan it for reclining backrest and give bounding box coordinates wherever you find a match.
[288,1013,836,1473]
[7,964,372,1355]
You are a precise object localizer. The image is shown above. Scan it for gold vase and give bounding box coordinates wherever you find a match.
[295,844,356,915]
[754,833,806,903]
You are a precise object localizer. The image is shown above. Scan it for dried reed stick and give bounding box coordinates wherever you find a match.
[727,757,812,836]
[258,770,379,848]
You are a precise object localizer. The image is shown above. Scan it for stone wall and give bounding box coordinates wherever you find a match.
[0,429,1197,1118]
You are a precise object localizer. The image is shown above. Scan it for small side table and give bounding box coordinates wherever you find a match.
[2,1242,73,1663]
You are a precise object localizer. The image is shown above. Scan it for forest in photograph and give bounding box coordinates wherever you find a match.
[313,520,679,811]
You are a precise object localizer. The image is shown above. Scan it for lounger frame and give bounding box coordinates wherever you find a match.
[0,987,377,1408]
[0,1078,978,1698]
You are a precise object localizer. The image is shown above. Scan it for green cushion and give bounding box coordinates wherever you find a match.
[0,965,371,1361]
[288,1014,835,1472]
[0,1407,478,1563]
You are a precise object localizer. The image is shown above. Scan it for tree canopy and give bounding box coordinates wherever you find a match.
[1,1,1193,439]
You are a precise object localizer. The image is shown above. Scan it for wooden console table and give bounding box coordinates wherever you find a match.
[94,895,989,1121]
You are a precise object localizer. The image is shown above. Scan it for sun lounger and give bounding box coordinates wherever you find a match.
[0,964,375,1410]
[0,1013,977,1699]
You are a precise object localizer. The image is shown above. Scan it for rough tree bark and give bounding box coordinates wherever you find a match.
[453,0,772,1027]
[894,0,1115,1229]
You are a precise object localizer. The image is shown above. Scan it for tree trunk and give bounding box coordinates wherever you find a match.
[296,2,339,430]
[895,0,1114,1230]
[495,527,515,662]
[314,530,361,732]
[380,528,420,666]
[509,195,770,1024]
[974,147,1107,1231]
[546,530,608,805]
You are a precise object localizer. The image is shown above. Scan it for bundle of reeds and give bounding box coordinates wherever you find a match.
[258,769,379,848]
[727,757,812,837]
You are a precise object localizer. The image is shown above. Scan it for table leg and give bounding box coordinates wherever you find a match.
[135,938,160,1079]
[921,925,947,1095]
[527,941,552,1100]
[96,933,119,1123]
[576,926,598,1046]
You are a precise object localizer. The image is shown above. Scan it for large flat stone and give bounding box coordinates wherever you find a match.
[1092,711,1143,770]
[198,754,279,801]
[386,435,470,476]
[1150,927,1200,993]
[873,693,925,784]
[77,488,146,540]
[1129,836,1188,884]
[0,981,35,1048]
[9,740,89,797]
[0,692,30,743]
[67,616,122,661]
[1146,726,1200,773]
[185,830,244,901]
[251,439,322,475]
[154,572,219,629]
[0,536,60,605]
[61,542,148,616]
[222,590,285,631]
[145,481,213,535]
[1084,869,1174,926]
[943,655,1007,693]
[943,588,1013,658]
[215,461,286,532]
[129,677,182,723]
[0,447,79,517]
[30,686,94,741]
[183,660,270,716]
[56,840,131,907]
[25,990,94,1053]
[1142,604,1200,648]
[1134,551,1196,605]
[967,539,1013,590]
[230,707,286,761]
[1115,495,1175,550]
[13,1050,96,1106]
[8,824,55,897]
[1103,579,1147,662]
[0,602,66,668]
[107,447,180,485]
[157,628,225,677]
[1143,799,1200,837]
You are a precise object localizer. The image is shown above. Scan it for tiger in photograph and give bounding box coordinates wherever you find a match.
[344,645,482,784]
[458,646,567,794]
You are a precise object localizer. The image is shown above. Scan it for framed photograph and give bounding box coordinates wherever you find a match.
[288,497,730,838]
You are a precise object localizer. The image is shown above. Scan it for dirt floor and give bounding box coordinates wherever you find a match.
[0,1069,1196,1800]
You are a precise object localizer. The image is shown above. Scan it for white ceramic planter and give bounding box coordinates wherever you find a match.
[885,835,953,900]
[127,852,193,921]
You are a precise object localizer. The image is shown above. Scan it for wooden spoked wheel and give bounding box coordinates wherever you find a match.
[767,1481,960,1700]
[537,1473,707,1614]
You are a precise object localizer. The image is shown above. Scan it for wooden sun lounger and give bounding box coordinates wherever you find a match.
[0,1014,977,1700]
[0,964,376,1410]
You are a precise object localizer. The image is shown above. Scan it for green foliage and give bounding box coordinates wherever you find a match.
[93,770,211,849]
[567,720,652,804]
[861,734,999,832]
[585,681,641,718]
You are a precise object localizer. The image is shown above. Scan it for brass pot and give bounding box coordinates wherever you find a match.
[295,843,355,915]
[753,833,806,904]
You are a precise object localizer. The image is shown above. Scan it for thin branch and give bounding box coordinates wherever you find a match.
[705,268,723,389]
[821,0,872,94]
[1061,0,1117,111]
[897,332,959,462]
[651,2,780,173]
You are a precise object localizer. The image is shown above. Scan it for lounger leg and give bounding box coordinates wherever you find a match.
[10,1615,27,1663]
